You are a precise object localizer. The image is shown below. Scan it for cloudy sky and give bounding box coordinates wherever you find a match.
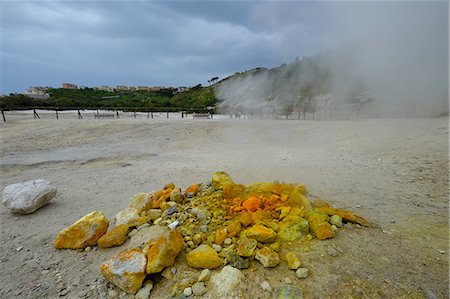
[0,1,448,94]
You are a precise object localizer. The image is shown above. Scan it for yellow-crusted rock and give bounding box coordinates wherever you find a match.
[98,224,130,248]
[146,230,183,274]
[54,211,109,249]
[286,185,311,210]
[115,208,140,226]
[255,246,280,267]
[237,237,257,257]
[100,248,147,294]
[285,252,301,270]
[278,215,309,242]
[129,193,150,213]
[212,172,234,190]
[307,212,335,240]
[186,245,222,269]
[245,224,277,243]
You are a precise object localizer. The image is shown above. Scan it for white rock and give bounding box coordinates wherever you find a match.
[212,244,222,252]
[128,229,138,237]
[183,287,192,297]
[261,280,272,292]
[191,282,207,296]
[198,269,211,282]
[127,226,169,249]
[1,179,57,214]
[134,280,153,299]
[208,266,243,297]
[115,207,140,226]
[296,268,309,279]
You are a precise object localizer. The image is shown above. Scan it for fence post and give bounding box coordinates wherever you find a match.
[1,110,5,122]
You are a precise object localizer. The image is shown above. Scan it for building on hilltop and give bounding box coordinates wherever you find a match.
[116,85,129,91]
[62,83,77,89]
[23,86,50,99]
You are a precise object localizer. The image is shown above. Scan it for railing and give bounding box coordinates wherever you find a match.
[0,106,214,122]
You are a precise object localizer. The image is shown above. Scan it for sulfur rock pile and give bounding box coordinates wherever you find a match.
[54,172,368,297]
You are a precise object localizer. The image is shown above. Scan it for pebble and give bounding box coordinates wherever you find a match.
[224,238,232,245]
[327,248,339,257]
[437,250,445,254]
[261,280,272,292]
[330,215,343,227]
[198,269,211,282]
[200,225,209,233]
[84,246,91,252]
[154,218,163,225]
[107,290,118,298]
[128,229,138,237]
[183,287,193,296]
[296,268,309,279]
[191,282,207,296]
[284,277,292,284]
[16,246,23,252]
[331,225,338,232]
[212,244,222,252]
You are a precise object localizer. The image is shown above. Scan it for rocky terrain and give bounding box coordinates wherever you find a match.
[0,115,448,298]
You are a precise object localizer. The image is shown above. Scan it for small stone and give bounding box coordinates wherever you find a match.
[211,172,234,190]
[54,211,109,249]
[236,237,257,257]
[296,268,309,279]
[331,225,338,232]
[147,209,162,221]
[255,246,280,267]
[437,250,446,254]
[224,238,232,245]
[191,208,208,221]
[134,280,153,299]
[84,246,91,252]
[146,230,183,274]
[16,246,23,252]
[261,280,272,292]
[154,217,163,225]
[285,252,301,270]
[98,224,130,248]
[127,226,168,249]
[212,244,222,252]
[191,282,207,296]
[193,233,203,245]
[208,266,243,297]
[128,229,138,237]
[1,179,57,214]
[129,193,150,214]
[100,248,147,294]
[165,205,178,216]
[330,215,343,227]
[161,267,173,279]
[245,224,277,243]
[284,277,292,284]
[115,208,140,226]
[226,251,250,269]
[199,225,208,233]
[214,229,228,245]
[183,287,193,297]
[186,245,222,269]
[327,247,339,257]
[198,269,211,282]
[170,189,182,203]
[107,290,118,298]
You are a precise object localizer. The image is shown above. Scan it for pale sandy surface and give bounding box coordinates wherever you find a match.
[0,115,448,298]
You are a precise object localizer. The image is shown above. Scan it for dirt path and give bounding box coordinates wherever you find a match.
[0,116,448,298]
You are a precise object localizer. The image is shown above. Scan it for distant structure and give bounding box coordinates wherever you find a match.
[62,83,77,89]
[23,86,50,99]
[116,85,129,91]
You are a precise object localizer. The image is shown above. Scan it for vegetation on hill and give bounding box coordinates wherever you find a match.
[0,86,217,111]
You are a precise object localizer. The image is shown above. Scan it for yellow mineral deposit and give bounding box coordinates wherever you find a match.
[54,211,109,249]
[54,171,369,296]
